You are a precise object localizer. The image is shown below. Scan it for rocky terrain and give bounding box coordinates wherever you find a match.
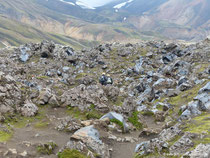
[0,39,209,158]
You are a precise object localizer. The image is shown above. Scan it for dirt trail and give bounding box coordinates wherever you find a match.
[3,108,70,157]
[111,116,164,158]
[1,107,163,158]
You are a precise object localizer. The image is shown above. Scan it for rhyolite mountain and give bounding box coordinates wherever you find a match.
[53,0,210,41]
[0,0,210,48]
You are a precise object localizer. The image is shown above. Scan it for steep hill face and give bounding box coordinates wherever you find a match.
[125,0,210,41]
[45,0,210,41]
[0,15,86,49]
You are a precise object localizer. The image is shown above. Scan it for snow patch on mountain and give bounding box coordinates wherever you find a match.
[76,0,114,9]
[59,0,75,6]
[76,1,96,9]
[113,0,133,9]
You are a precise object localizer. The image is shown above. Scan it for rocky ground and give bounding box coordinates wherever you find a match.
[0,39,209,158]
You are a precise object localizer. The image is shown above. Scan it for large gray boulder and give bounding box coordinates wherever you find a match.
[100,112,129,132]
[70,125,110,158]
[20,100,38,117]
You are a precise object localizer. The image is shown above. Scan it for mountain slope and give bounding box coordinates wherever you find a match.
[125,0,210,41]
[57,0,210,41]
[0,0,167,45]
[0,0,209,44]
[0,15,87,49]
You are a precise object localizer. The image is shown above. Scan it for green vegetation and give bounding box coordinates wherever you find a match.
[156,80,210,116]
[183,113,210,147]
[0,108,47,142]
[194,63,209,73]
[0,130,12,142]
[113,96,124,106]
[184,113,210,134]
[76,73,88,79]
[58,149,87,158]
[67,106,103,120]
[4,110,45,129]
[37,142,57,155]
[128,111,143,129]
[140,110,154,116]
[36,76,49,80]
[0,15,85,50]
[110,118,124,129]
[34,120,49,129]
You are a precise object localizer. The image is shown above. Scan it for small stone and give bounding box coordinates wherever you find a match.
[19,151,27,157]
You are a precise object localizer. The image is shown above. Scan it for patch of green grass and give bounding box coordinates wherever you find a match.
[4,109,46,128]
[0,130,12,142]
[58,149,87,158]
[128,111,143,130]
[156,104,163,111]
[194,136,210,145]
[75,73,87,79]
[183,113,210,147]
[110,118,124,129]
[36,76,49,80]
[34,120,49,129]
[114,96,124,106]
[184,113,210,134]
[67,107,87,120]
[168,81,208,111]
[37,142,57,155]
[86,111,102,120]
[67,106,102,120]
[194,63,209,73]
[140,110,154,116]
[156,80,210,118]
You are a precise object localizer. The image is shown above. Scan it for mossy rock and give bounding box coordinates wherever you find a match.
[58,149,87,158]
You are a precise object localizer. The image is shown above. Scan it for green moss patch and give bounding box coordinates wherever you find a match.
[36,76,50,80]
[140,110,154,116]
[156,81,209,118]
[34,120,49,129]
[168,81,208,110]
[184,113,210,134]
[58,149,87,158]
[183,113,210,146]
[0,130,12,142]
[110,118,124,129]
[3,109,46,129]
[113,96,124,106]
[67,106,103,120]
[75,73,87,79]
[128,111,143,130]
